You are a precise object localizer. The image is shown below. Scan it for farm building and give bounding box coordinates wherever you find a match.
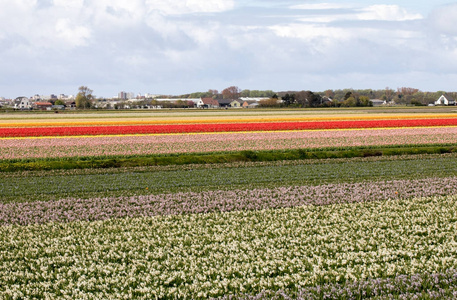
[435,94,455,106]
[197,98,219,108]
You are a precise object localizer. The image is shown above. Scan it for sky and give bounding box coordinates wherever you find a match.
[1,0,457,98]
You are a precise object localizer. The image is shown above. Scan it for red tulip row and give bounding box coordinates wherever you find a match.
[2,118,457,137]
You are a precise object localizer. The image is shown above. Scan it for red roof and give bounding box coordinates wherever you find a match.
[35,102,53,106]
[201,98,219,106]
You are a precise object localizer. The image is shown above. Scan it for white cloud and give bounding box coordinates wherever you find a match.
[298,15,349,23]
[0,0,234,51]
[295,4,423,24]
[270,24,349,41]
[53,0,83,10]
[357,5,423,21]
[291,3,352,10]
[185,22,221,45]
[55,19,91,47]
[145,0,234,15]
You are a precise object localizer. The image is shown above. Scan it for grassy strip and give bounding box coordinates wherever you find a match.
[1,144,457,172]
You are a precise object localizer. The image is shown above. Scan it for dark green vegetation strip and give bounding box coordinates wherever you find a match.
[1,144,457,172]
[1,155,456,203]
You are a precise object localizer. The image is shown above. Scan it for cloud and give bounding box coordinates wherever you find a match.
[356,5,423,21]
[270,24,345,40]
[145,0,235,15]
[55,19,91,47]
[53,0,84,10]
[429,3,457,36]
[294,4,423,23]
[291,3,352,10]
[0,0,235,50]
[0,1,456,98]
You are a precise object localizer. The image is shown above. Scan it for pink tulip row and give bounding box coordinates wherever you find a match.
[1,126,457,160]
[1,176,456,226]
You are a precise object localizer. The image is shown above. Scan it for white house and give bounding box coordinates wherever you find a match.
[435,94,455,106]
[14,97,32,110]
[196,98,219,108]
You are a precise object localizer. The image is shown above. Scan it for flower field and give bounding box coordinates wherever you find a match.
[1,126,457,160]
[1,109,457,299]
[2,117,457,137]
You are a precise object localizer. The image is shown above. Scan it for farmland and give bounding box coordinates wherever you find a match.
[1,108,457,299]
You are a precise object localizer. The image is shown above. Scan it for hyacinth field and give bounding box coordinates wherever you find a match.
[1,108,457,299]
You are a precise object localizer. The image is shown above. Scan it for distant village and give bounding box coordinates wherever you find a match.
[0,86,455,111]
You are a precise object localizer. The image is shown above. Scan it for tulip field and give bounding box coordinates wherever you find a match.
[1,108,457,299]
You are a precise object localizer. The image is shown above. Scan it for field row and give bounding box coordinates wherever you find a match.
[2,118,457,137]
[1,114,456,127]
[2,155,456,203]
[1,194,457,298]
[231,270,457,299]
[1,127,457,160]
[1,176,457,226]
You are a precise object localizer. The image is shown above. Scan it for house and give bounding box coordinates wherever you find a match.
[14,97,31,110]
[52,105,65,110]
[435,94,456,106]
[241,100,259,108]
[370,99,385,107]
[239,97,270,102]
[0,99,13,108]
[64,100,76,110]
[218,99,242,108]
[35,102,53,110]
[197,97,219,108]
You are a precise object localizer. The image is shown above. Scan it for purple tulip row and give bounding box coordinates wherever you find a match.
[2,176,456,226]
[221,269,457,299]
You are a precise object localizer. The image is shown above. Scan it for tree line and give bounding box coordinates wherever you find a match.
[73,85,454,109]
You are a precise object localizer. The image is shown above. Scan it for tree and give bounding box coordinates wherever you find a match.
[295,91,309,107]
[325,89,335,99]
[54,100,65,106]
[307,91,322,107]
[75,86,94,109]
[221,86,241,99]
[384,87,394,103]
[295,90,321,107]
[341,96,357,107]
[241,89,251,97]
[358,96,372,107]
[396,87,421,104]
[344,91,353,100]
[281,93,295,106]
[259,98,280,107]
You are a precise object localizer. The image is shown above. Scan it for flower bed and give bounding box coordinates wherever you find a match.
[1,177,456,226]
[1,126,457,160]
[2,118,457,137]
[1,193,457,298]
